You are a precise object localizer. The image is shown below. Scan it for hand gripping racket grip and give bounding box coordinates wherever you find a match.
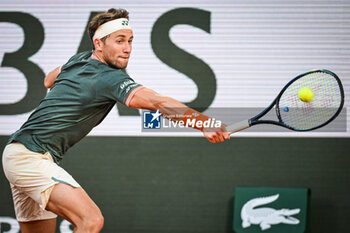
[226,119,251,134]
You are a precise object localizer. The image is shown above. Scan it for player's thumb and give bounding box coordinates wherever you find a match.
[224,132,230,140]
[221,124,230,140]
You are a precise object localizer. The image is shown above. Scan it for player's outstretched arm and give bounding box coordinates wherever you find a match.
[128,87,230,143]
[44,66,61,88]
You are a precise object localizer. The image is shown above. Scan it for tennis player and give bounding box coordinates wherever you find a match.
[2,8,230,233]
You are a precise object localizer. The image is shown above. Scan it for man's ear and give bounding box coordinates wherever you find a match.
[94,38,104,52]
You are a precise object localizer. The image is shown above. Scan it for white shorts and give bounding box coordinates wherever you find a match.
[2,142,80,222]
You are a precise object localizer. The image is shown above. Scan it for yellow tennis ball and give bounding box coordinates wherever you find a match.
[298,87,314,102]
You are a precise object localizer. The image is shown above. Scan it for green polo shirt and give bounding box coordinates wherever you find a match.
[8,51,143,163]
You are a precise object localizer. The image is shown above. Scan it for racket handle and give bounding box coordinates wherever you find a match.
[226,119,250,134]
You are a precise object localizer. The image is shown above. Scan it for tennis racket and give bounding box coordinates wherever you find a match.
[227,70,344,134]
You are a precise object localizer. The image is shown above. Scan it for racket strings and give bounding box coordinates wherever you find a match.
[278,71,342,130]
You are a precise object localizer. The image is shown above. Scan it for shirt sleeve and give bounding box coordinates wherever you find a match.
[98,70,144,106]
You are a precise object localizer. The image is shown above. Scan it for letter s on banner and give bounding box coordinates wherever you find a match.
[151,8,216,111]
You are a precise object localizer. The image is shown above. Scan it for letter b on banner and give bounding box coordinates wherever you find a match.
[0,12,46,115]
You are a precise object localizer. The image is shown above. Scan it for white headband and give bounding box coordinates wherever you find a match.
[93,18,132,41]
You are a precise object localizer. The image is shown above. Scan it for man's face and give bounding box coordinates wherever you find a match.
[101,29,133,69]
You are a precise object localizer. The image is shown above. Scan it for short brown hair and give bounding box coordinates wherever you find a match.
[88,8,129,42]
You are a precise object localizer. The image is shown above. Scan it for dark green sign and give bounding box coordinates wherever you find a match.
[233,187,309,233]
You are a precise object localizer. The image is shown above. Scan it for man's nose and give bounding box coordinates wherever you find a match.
[124,43,131,53]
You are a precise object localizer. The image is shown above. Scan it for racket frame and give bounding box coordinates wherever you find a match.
[229,69,345,133]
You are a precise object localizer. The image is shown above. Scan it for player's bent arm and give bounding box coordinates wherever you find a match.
[44,66,61,88]
[128,87,230,143]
